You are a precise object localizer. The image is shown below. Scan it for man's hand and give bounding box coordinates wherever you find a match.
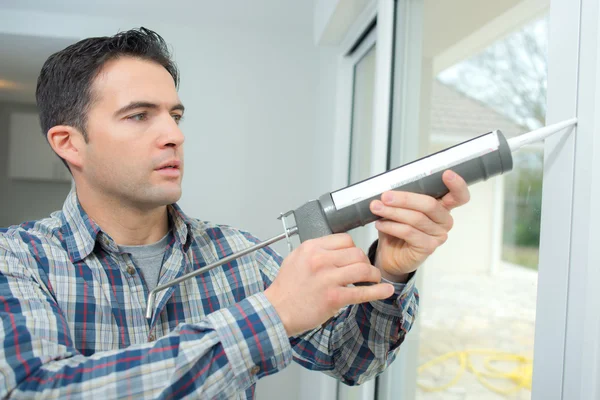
[264,234,394,337]
[368,170,470,282]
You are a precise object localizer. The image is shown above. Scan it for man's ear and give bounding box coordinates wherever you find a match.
[47,126,86,169]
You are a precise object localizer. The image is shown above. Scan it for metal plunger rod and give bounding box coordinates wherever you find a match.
[145,226,299,319]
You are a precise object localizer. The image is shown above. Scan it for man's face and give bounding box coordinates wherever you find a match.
[79,57,185,209]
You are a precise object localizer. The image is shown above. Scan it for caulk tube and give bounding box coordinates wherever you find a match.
[293,130,512,242]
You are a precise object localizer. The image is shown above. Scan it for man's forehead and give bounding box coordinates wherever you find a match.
[92,57,180,107]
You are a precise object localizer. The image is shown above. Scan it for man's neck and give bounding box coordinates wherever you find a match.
[76,189,170,246]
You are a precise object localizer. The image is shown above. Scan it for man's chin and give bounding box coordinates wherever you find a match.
[160,189,182,205]
[142,187,182,207]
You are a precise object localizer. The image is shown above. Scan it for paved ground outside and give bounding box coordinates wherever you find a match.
[415,263,537,400]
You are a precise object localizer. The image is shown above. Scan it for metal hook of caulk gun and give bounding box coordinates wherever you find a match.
[145,118,577,320]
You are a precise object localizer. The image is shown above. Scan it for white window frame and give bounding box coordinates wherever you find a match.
[334,26,377,186]
[377,0,600,399]
[375,0,425,398]
[298,0,398,396]
[532,0,600,398]
[329,1,396,399]
[330,0,395,194]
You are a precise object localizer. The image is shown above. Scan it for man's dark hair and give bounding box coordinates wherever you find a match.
[36,27,179,146]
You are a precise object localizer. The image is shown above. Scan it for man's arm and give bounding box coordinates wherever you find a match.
[249,234,418,387]
[289,276,417,386]
[0,246,291,398]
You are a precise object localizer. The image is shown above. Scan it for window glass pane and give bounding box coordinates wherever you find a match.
[502,148,544,269]
[348,43,377,251]
[415,11,548,400]
[349,44,377,185]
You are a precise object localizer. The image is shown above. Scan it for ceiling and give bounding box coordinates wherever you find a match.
[423,0,524,58]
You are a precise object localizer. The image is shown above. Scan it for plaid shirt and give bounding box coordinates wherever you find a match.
[0,190,418,399]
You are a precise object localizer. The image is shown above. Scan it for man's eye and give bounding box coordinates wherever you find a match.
[128,113,147,121]
[172,114,183,124]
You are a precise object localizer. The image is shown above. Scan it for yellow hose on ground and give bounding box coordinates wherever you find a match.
[417,349,532,395]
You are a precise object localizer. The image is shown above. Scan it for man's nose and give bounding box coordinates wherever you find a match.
[158,115,185,148]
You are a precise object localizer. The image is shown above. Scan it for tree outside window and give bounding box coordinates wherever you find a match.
[439,15,548,270]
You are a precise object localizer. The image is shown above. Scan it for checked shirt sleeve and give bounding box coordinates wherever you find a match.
[253,242,419,387]
[0,245,292,399]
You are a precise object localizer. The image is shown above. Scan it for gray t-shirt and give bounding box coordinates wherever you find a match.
[118,232,170,293]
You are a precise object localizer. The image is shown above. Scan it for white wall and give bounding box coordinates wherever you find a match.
[0,6,340,399]
[0,102,72,227]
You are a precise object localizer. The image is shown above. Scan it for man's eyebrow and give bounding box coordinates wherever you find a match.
[171,103,185,113]
[114,101,185,116]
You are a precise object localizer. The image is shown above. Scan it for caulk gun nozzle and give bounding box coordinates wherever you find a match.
[508,117,578,152]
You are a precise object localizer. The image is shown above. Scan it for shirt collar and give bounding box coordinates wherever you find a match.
[167,202,194,251]
[61,189,194,262]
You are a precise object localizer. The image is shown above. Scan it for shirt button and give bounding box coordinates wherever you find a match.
[250,365,260,375]
[127,266,136,275]
[148,334,155,342]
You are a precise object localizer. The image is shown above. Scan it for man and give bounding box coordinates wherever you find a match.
[0,28,469,398]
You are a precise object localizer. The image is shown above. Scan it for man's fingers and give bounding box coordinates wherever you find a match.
[375,220,447,253]
[368,202,450,235]
[313,247,370,268]
[329,262,382,286]
[305,233,356,251]
[338,283,395,305]
[440,170,470,211]
[371,190,451,226]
